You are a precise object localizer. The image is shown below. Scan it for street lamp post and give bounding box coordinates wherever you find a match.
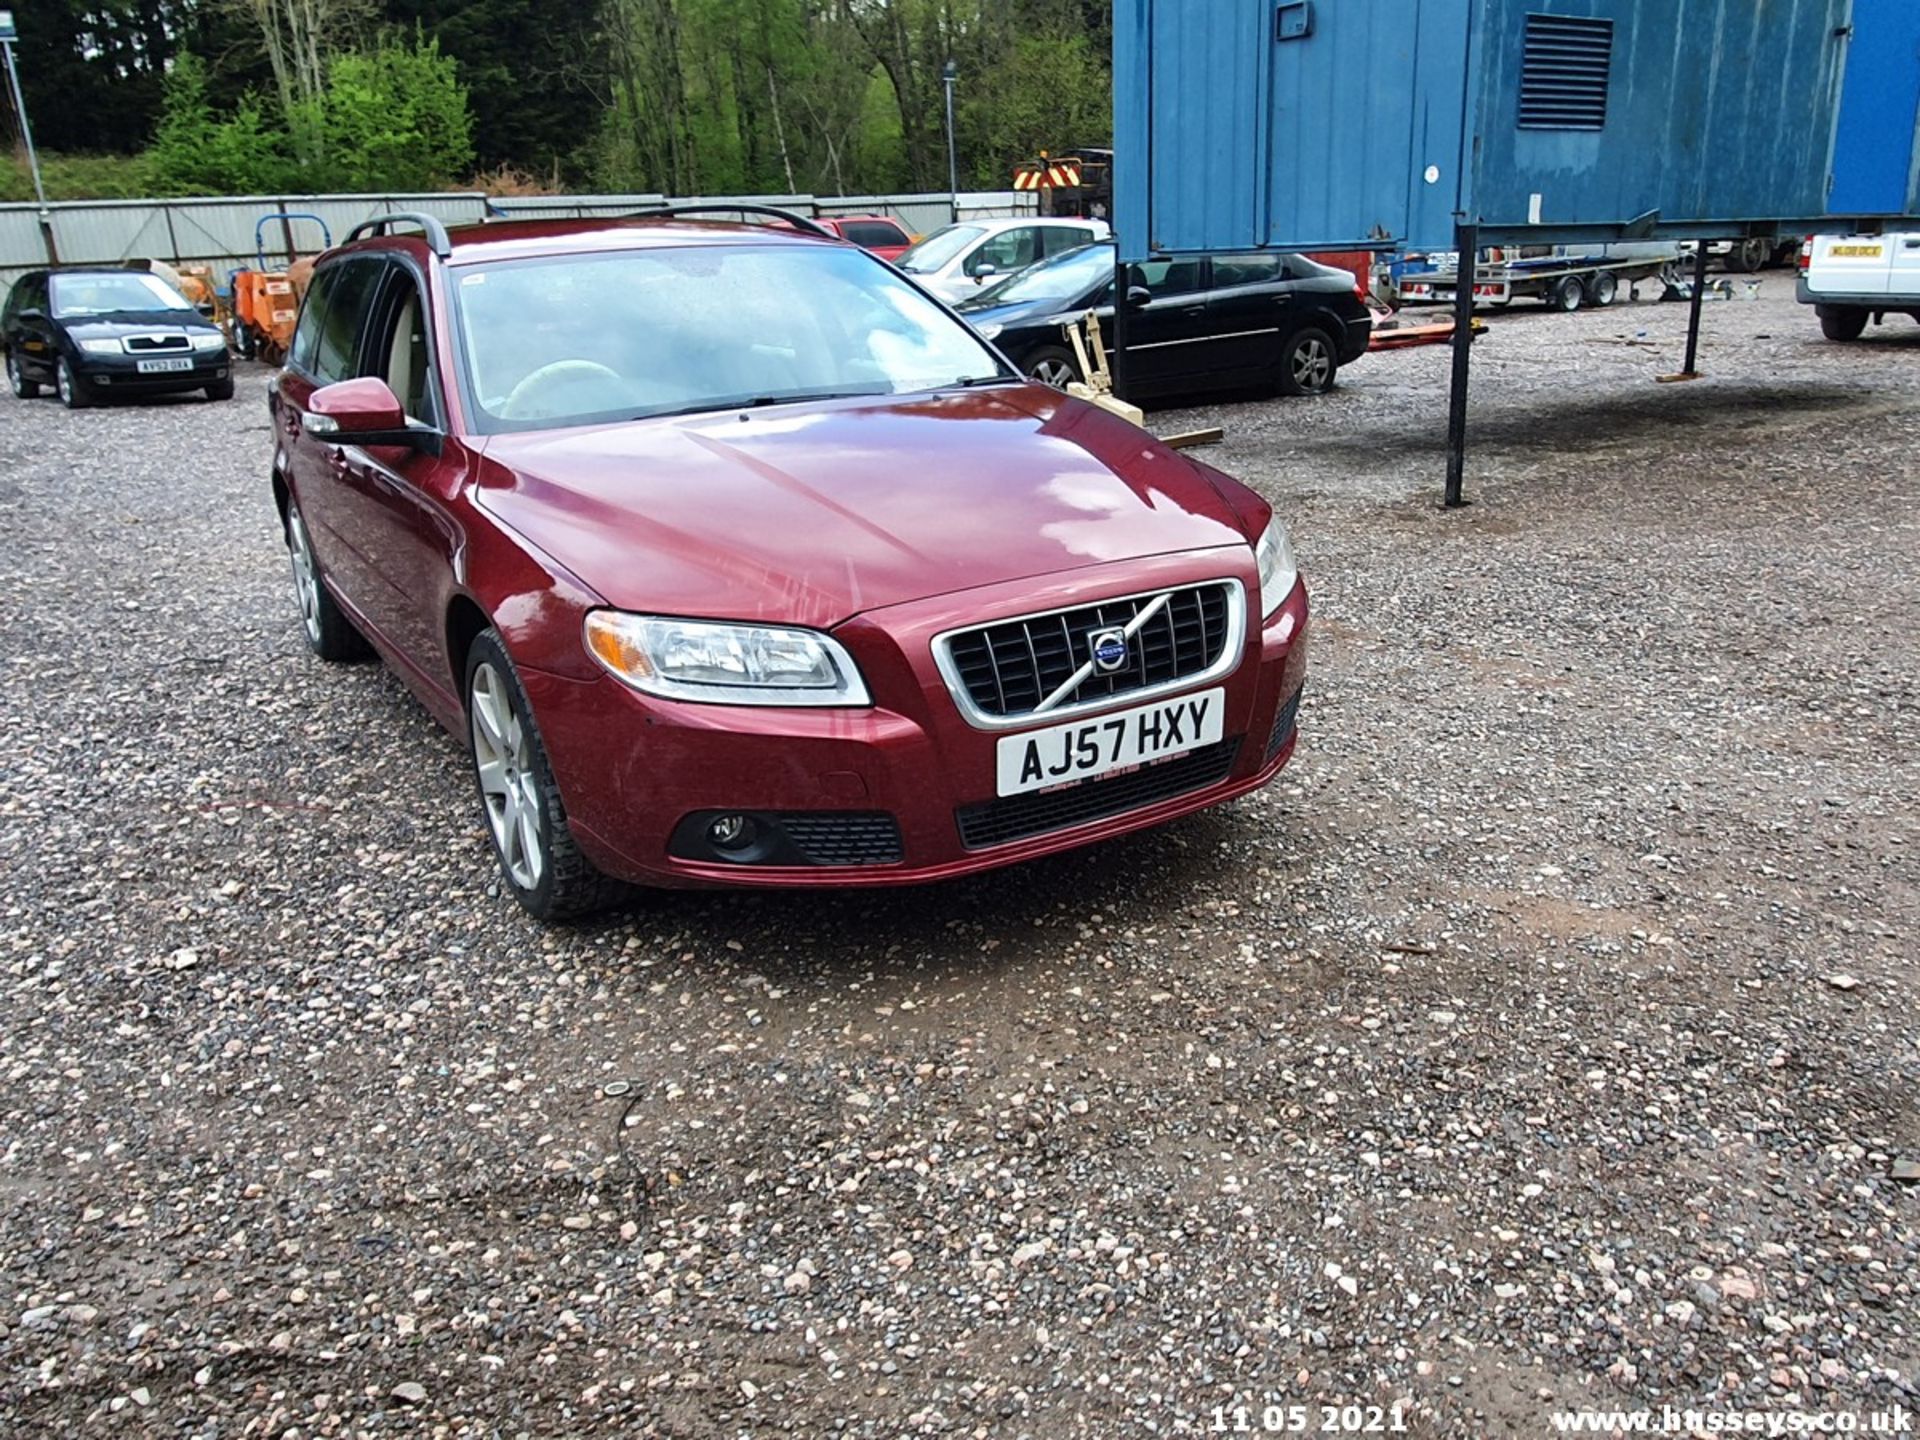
[0,9,57,263]
[941,59,958,224]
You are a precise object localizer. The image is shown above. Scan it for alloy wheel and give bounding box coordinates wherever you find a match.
[6,354,23,397]
[285,507,323,644]
[470,661,546,891]
[56,361,74,406]
[1291,336,1332,392]
[1032,357,1076,389]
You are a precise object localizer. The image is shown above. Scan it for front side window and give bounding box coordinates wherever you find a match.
[1129,257,1203,296]
[372,266,435,423]
[897,225,983,274]
[969,227,1038,276]
[450,243,1009,434]
[49,272,193,318]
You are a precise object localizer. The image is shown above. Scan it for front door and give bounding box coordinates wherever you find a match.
[277,256,387,616]
[324,260,461,683]
[1121,255,1211,393]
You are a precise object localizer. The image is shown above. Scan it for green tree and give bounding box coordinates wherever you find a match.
[145,50,295,194]
[307,35,475,190]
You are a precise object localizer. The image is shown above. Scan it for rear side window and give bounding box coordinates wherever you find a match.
[1212,254,1282,287]
[287,268,335,375]
[305,260,382,384]
[841,220,909,248]
[1041,227,1095,257]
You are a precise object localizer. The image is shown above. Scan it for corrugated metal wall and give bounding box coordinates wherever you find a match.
[0,189,1034,301]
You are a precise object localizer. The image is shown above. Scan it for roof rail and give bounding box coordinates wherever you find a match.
[626,203,834,240]
[344,212,454,257]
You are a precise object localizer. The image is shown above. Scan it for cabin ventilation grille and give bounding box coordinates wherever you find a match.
[1519,13,1613,130]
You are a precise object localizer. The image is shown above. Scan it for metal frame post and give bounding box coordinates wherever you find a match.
[942,61,959,225]
[1111,254,1132,400]
[1681,241,1709,377]
[1,31,57,263]
[1443,224,1478,509]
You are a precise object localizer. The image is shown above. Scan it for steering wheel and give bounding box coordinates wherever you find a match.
[498,359,630,420]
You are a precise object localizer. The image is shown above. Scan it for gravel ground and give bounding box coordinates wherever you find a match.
[2,273,1916,1438]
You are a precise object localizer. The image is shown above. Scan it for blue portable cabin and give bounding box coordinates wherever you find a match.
[1114,0,1920,257]
[1113,0,1920,506]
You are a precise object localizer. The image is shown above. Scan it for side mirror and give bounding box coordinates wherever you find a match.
[17,307,44,322]
[973,263,998,280]
[303,377,441,456]
[1125,285,1153,309]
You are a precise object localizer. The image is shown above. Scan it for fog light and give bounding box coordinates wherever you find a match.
[707,814,756,851]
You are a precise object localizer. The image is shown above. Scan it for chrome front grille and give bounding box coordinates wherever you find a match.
[934,580,1244,730]
[124,333,190,352]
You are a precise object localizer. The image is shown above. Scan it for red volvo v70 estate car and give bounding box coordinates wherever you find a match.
[270,209,1309,916]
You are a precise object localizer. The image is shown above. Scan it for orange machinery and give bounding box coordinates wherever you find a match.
[228,212,331,364]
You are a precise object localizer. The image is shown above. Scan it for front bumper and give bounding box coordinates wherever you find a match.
[72,350,230,395]
[527,549,1311,889]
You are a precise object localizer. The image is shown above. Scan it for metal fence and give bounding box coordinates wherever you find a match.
[0,189,1037,299]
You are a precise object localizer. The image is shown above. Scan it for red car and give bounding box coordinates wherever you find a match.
[814,214,916,261]
[272,208,1309,916]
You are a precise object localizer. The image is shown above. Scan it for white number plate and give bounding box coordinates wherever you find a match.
[137,357,194,373]
[995,687,1225,797]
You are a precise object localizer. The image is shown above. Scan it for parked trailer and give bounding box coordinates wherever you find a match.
[1391,242,1686,312]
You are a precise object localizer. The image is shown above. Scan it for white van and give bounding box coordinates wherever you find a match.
[896,216,1112,303]
[1797,233,1920,340]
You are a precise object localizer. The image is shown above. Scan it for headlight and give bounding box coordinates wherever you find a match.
[1254,515,1298,618]
[78,339,122,356]
[974,321,1003,341]
[191,332,227,352]
[582,611,871,707]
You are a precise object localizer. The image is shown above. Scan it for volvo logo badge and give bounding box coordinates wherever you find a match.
[1088,627,1129,674]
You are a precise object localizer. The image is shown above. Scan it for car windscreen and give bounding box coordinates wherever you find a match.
[450,242,1012,433]
[970,243,1112,308]
[896,225,983,274]
[50,272,194,318]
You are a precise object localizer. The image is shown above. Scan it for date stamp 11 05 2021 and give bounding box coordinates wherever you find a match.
[1210,1399,1412,1434]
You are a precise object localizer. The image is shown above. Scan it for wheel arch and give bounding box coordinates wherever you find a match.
[445,594,494,700]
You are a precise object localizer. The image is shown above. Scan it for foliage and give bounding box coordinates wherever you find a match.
[299,36,475,190]
[145,51,295,194]
[2,0,1113,199]
[0,153,159,203]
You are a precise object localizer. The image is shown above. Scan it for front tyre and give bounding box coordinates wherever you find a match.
[56,358,92,409]
[6,351,41,398]
[1025,346,1081,390]
[465,630,628,920]
[205,376,235,401]
[283,493,371,661]
[1548,276,1584,313]
[1584,271,1619,307]
[1278,326,1338,396]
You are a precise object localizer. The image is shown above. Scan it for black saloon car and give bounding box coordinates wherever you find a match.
[3,267,233,407]
[956,241,1372,399]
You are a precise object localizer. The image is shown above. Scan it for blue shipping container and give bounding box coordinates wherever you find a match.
[1114,0,1920,257]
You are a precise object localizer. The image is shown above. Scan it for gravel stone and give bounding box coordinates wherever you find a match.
[0,274,1915,1436]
